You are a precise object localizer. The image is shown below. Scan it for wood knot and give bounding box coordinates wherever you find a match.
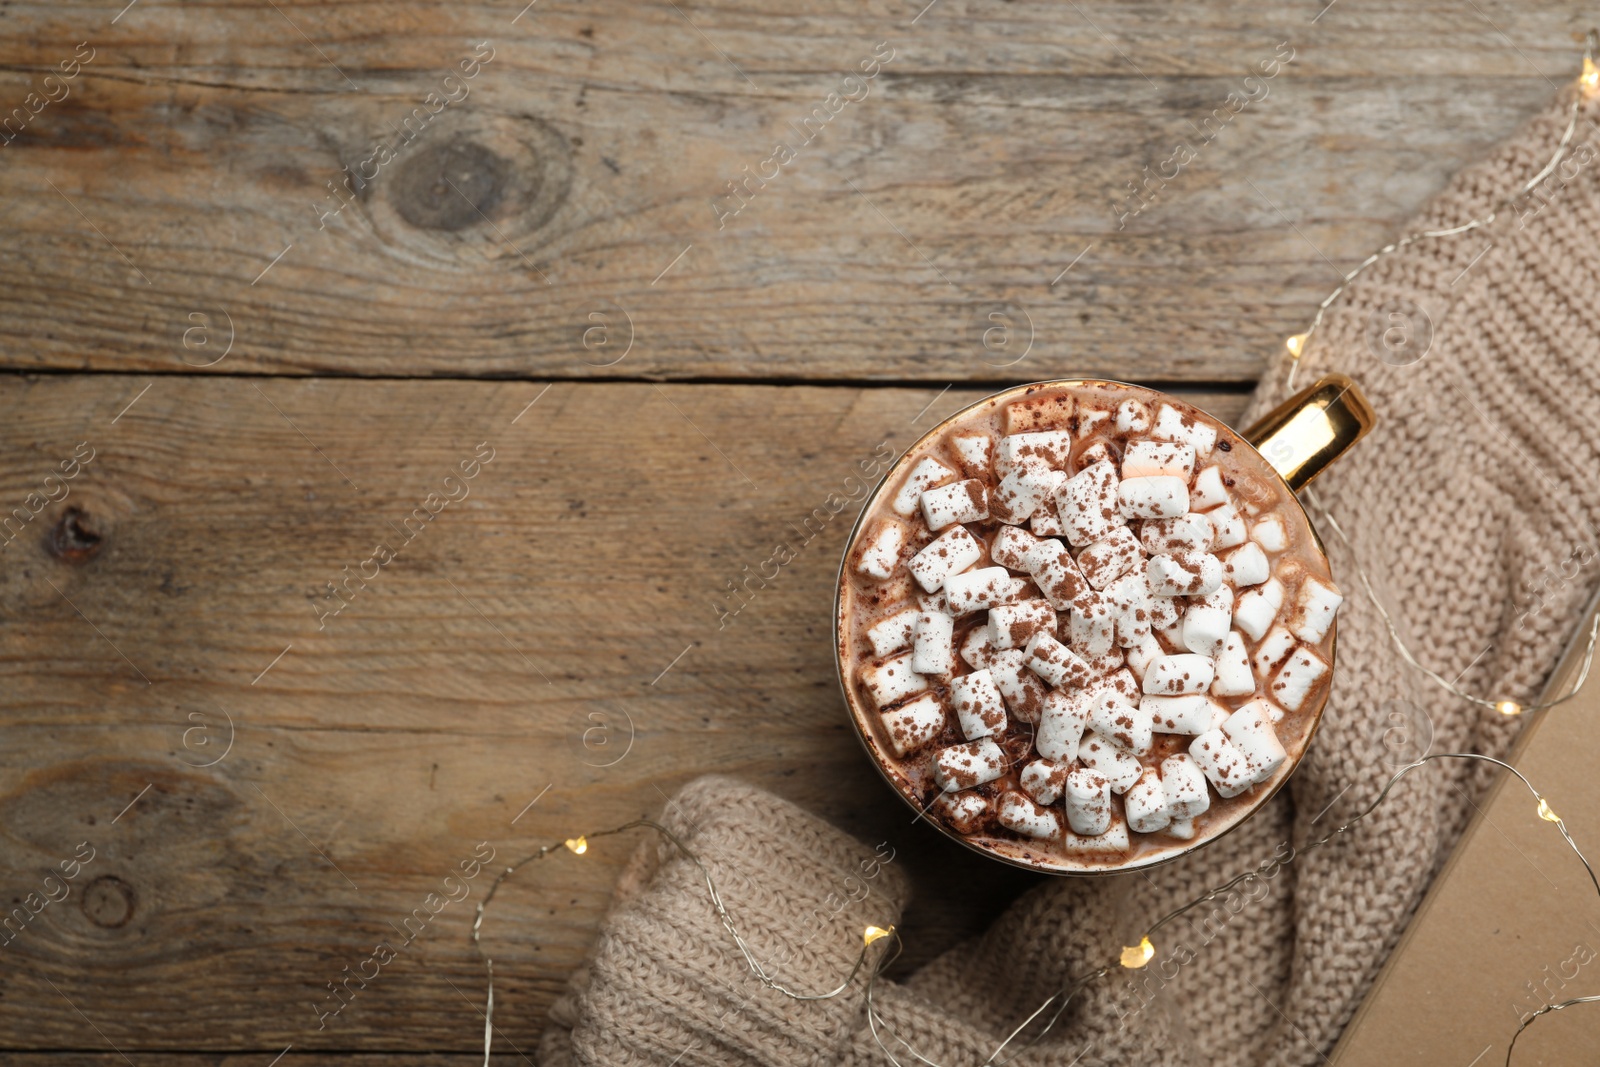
[365,113,572,265]
[391,140,512,232]
[49,505,104,563]
[80,875,135,928]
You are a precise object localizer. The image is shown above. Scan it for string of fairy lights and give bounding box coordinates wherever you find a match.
[472,688,1600,1067]
[1284,30,1599,390]
[466,36,1600,1067]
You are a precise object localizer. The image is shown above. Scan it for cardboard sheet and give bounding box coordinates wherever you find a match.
[1330,593,1600,1065]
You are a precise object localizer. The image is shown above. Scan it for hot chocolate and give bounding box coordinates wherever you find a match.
[836,381,1342,872]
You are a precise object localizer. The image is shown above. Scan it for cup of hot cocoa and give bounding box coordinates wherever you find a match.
[835,377,1373,873]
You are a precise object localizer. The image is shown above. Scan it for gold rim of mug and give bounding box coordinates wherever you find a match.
[832,379,1336,876]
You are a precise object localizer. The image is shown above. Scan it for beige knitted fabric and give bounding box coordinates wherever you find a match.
[540,86,1600,1066]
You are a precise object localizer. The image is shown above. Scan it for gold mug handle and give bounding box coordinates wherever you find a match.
[1242,374,1376,492]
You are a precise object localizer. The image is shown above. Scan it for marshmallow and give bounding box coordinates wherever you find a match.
[1086,647,1126,677]
[1077,731,1142,793]
[912,610,956,675]
[1077,405,1112,438]
[944,566,1015,615]
[950,668,1007,739]
[1037,688,1092,762]
[1157,618,1186,648]
[997,430,1073,476]
[1029,470,1069,536]
[1208,502,1248,550]
[1055,460,1122,546]
[1181,586,1233,658]
[1143,653,1216,696]
[949,430,994,479]
[921,479,989,531]
[1147,584,1182,630]
[1152,403,1218,457]
[1122,440,1196,481]
[1078,441,1113,468]
[1211,631,1256,697]
[1117,476,1190,520]
[990,648,1051,723]
[1115,398,1151,435]
[1189,465,1228,511]
[1004,398,1067,435]
[992,460,1056,525]
[935,737,1006,791]
[1210,701,1233,730]
[892,456,956,516]
[1088,691,1154,755]
[1251,514,1289,553]
[1139,514,1213,554]
[1188,728,1252,798]
[1078,526,1145,590]
[857,518,907,579]
[1166,817,1197,840]
[1099,667,1142,706]
[1069,591,1118,657]
[1124,768,1172,834]
[1223,542,1271,587]
[1234,577,1285,641]
[1147,552,1223,597]
[989,524,1039,571]
[1270,645,1330,712]
[1223,700,1288,784]
[866,608,919,657]
[1020,759,1069,806]
[1107,570,1155,648]
[908,526,984,593]
[879,692,946,757]
[1065,768,1113,835]
[1005,394,1076,433]
[932,791,990,834]
[997,791,1062,840]
[862,651,928,709]
[1288,576,1343,644]
[1124,630,1164,680]
[960,625,997,670]
[1025,630,1094,689]
[1025,538,1092,611]
[1252,625,1298,678]
[1064,817,1130,854]
[994,576,1032,606]
[1141,693,1221,735]
[988,599,1056,650]
[1159,754,1210,819]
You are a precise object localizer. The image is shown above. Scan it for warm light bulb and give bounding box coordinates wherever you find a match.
[1538,798,1561,823]
[863,925,893,946]
[1286,333,1308,359]
[1497,700,1523,717]
[1581,56,1599,95]
[1120,936,1154,968]
[564,836,588,855]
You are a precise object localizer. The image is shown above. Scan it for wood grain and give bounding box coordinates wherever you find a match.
[0,376,1244,1052]
[0,1056,540,1066]
[0,0,1584,1060]
[0,1,1584,381]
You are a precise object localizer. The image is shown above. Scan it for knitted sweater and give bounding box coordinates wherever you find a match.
[539,86,1600,1067]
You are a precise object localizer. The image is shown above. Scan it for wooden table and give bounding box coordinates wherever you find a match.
[0,1,1588,1062]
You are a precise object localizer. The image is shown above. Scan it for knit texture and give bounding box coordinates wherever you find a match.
[540,87,1600,1066]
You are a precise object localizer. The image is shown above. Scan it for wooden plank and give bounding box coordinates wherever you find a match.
[0,1055,569,1067]
[0,377,1246,1051]
[0,1,1582,381]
